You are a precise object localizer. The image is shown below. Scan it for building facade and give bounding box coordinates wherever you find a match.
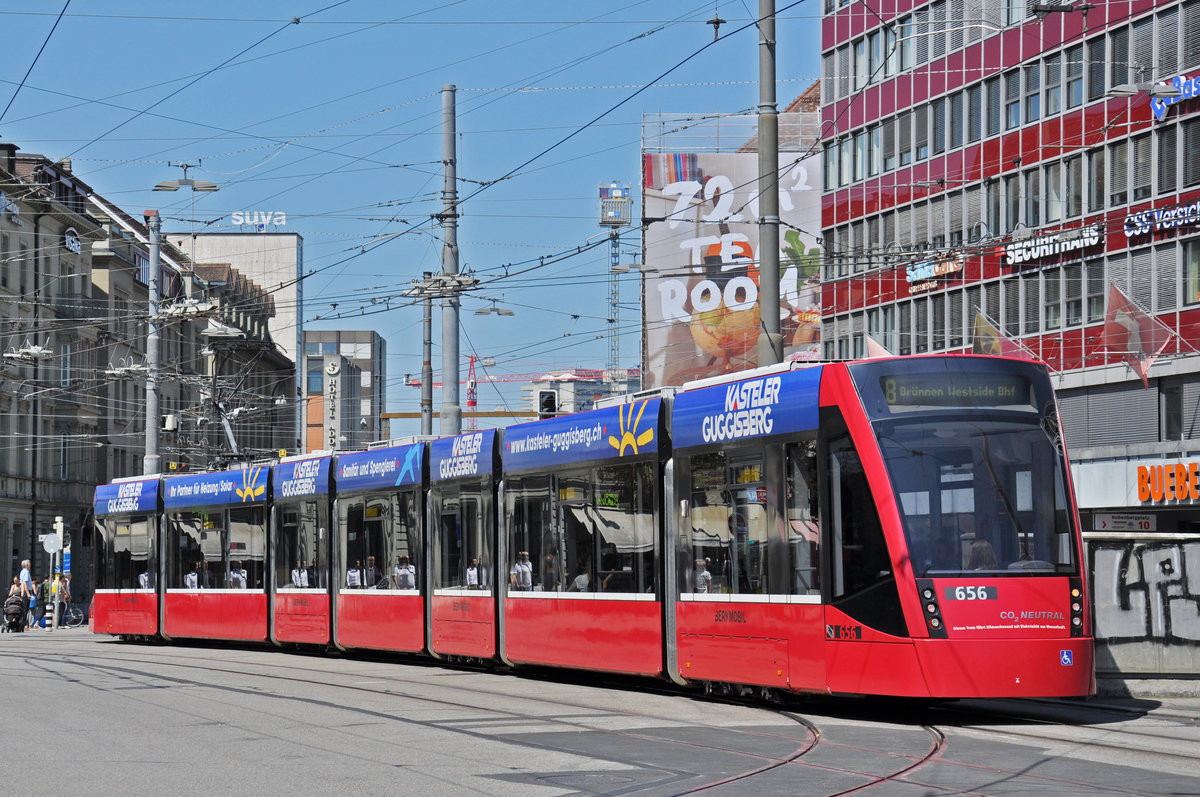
[303,329,386,449]
[166,232,304,454]
[0,146,104,587]
[821,0,1200,685]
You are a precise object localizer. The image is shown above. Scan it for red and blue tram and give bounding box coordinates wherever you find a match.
[331,442,426,653]
[90,355,1093,699]
[501,398,665,675]
[270,454,333,646]
[428,430,500,659]
[92,476,160,636]
[161,466,270,641]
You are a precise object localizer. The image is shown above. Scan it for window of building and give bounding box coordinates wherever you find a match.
[882,118,896,171]
[898,301,912,354]
[1022,273,1040,335]
[837,44,850,99]
[822,53,835,105]
[884,23,899,76]
[898,111,912,166]
[985,180,1000,236]
[1045,161,1063,223]
[1086,258,1105,322]
[1160,7,1180,76]
[966,84,982,143]
[1131,17,1152,84]
[1186,119,1200,188]
[1044,54,1062,115]
[1004,70,1021,129]
[1064,263,1082,326]
[1131,134,1152,201]
[1110,140,1129,205]
[1002,0,1025,26]
[949,91,964,149]
[854,38,868,91]
[1087,36,1106,102]
[932,293,946,351]
[899,15,915,71]
[915,297,929,353]
[1003,173,1019,233]
[1044,269,1061,331]
[929,0,946,60]
[839,136,852,187]
[1185,1,1200,71]
[1024,168,1041,228]
[1186,240,1200,305]
[869,125,882,177]
[854,130,867,182]
[1003,279,1020,336]
[1065,155,1083,218]
[985,76,1001,137]
[1110,26,1130,89]
[1087,148,1106,212]
[868,29,883,81]
[1160,126,1178,194]
[823,143,836,191]
[932,99,946,155]
[1024,64,1041,123]
[1065,45,1084,108]
[915,107,929,160]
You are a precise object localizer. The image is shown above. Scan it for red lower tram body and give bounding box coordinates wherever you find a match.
[91,356,1095,700]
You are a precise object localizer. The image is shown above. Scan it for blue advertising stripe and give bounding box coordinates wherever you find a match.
[431,429,496,482]
[93,477,159,516]
[503,398,661,473]
[671,367,823,450]
[335,442,423,493]
[273,456,331,499]
[163,466,269,509]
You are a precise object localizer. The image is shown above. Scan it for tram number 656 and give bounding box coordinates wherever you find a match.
[945,585,998,600]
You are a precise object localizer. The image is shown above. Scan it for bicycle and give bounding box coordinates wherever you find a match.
[56,603,84,628]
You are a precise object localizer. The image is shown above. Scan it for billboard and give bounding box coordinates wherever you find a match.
[642,149,822,388]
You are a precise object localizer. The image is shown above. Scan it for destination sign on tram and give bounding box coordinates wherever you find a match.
[880,373,1032,409]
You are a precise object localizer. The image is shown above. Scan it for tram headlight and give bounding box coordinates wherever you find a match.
[926,602,938,614]
[922,588,934,600]
[1072,616,1082,628]
[1071,601,1081,613]
[929,617,941,629]
[1071,588,1081,599]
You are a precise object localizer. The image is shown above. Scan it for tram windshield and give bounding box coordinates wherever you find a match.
[851,357,1077,577]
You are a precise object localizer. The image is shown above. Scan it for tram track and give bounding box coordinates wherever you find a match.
[9,635,1193,795]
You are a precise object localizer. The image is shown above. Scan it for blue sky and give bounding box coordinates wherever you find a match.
[0,1,820,431]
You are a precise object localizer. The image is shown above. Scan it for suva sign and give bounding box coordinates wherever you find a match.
[231,210,287,227]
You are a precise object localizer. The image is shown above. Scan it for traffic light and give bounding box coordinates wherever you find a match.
[537,389,558,419]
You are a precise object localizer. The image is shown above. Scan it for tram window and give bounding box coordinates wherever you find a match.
[168,511,209,589]
[593,462,656,594]
[227,506,266,589]
[96,516,154,590]
[391,490,422,590]
[507,476,555,591]
[559,474,595,592]
[435,484,483,590]
[824,408,907,636]
[341,494,415,590]
[276,501,324,590]
[785,441,821,594]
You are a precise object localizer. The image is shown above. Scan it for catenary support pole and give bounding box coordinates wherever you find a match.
[144,210,162,474]
[757,0,783,364]
[440,84,462,435]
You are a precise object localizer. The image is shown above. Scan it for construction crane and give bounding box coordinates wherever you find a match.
[465,356,478,432]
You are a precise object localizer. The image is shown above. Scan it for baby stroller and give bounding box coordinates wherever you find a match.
[3,591,26,632]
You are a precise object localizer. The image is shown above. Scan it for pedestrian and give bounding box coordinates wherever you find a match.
[18,559,34,629]
[27,576,40,630]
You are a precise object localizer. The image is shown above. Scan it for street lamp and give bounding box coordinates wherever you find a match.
[143,168,218,475]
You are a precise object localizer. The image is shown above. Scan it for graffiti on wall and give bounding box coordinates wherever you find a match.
[1090,540,1200,645]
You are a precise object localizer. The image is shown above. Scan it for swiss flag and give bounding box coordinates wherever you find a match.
[1102,284,1175,388]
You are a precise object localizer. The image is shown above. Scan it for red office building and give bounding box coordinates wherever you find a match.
[820,0,1200,684]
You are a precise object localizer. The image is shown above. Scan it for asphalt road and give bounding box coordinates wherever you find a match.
[2,630,1197,796]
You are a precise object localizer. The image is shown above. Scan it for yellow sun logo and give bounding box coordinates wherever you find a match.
[608,400,655,456]
[236,467,265,502]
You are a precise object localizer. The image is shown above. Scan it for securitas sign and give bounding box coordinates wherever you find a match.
[504,399,661,473]
[1005,226,1102,266]
[335,443,423,493]
[672,367,821,450]
[93,478,158,516]
[164,466,267,509]
[431,430,497,481]
[1125,201,1200,239]
[273,456,331,499]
